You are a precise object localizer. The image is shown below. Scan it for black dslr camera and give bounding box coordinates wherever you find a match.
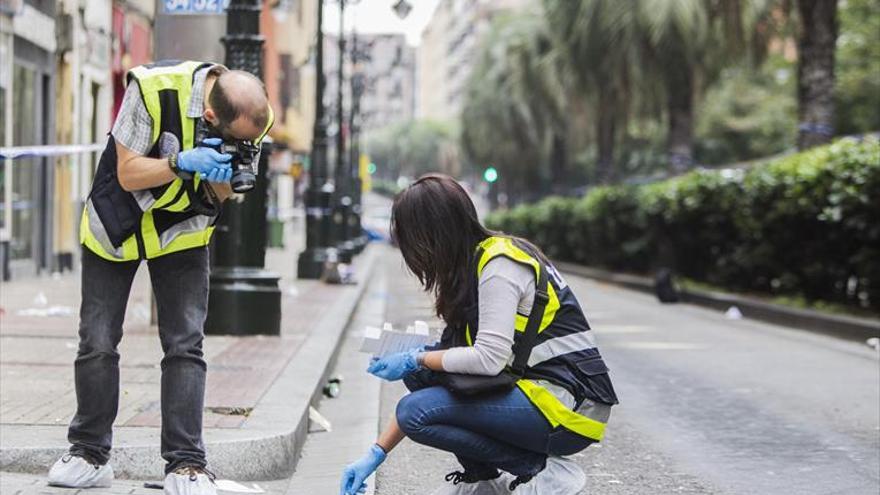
[202,139,260,193]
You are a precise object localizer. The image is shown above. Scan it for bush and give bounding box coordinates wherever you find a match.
[485,137,880,313]
[372,179,402,198]
[695,61,797,165]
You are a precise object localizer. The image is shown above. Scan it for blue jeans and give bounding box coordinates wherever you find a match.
[67,247,209,474]
[397,369,594,478]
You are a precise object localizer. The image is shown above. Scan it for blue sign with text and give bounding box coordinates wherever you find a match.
[162,0,229,14]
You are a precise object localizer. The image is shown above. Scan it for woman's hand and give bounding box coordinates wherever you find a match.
[367,349,421,381]
[340,444,387,495]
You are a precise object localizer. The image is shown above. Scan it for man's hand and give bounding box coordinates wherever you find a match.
[202,166,232,184]
[178,138,232,177]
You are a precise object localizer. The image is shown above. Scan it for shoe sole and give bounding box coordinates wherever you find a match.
[48,478,113,489]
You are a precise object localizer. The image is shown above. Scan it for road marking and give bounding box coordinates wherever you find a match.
[595,325,654,334]
[610,342,708,350]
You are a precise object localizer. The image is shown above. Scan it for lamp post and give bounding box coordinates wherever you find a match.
[297,0,335,279]
[205,0,281,335]
[298,0,411,273]
[348,30,367,253]
[332,0,356,263]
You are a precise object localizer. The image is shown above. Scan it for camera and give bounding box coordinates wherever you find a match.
[202,139,260,193]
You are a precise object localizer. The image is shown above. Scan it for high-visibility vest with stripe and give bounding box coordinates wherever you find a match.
[445,236,619,442]
[80,60,217,261]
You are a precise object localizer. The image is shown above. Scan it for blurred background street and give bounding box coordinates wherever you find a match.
[1,0,879,494]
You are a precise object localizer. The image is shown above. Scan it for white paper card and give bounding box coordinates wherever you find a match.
[360,322,433,358]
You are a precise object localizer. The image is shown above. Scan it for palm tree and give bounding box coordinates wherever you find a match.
[461,12,566,202]
[637,0,780,171]
[543,0,642,183]
[796,0,838,149]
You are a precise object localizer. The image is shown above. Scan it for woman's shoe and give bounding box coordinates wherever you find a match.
[508,456,585,494]
[430,470,513,494]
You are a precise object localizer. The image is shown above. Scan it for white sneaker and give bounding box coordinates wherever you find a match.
[47,453,114,488]
[430,470,513,495]
[163,466,217,495]
[508,456,585,494]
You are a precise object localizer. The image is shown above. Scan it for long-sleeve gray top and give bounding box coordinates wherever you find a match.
[441,256,536,375]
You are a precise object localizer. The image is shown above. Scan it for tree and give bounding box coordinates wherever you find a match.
[460,12,567,201]
[543,0,642,183]
[835,0,880,135]
[364,120,457,180]
[796,0,839,149]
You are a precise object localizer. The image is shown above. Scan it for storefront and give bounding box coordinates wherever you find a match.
[0,0,57,279]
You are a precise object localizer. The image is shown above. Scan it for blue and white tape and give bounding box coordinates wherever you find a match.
[0,143,106,160]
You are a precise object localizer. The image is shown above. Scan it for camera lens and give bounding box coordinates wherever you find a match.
[231,170,256,193]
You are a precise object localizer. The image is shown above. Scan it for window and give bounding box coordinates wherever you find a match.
[11,64,37,260]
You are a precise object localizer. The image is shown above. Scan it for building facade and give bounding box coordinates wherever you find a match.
[325,32,415,137]
[54,0,114,271]
[1,0,59,278]
[0,0,319,279]
[416,0,527,121]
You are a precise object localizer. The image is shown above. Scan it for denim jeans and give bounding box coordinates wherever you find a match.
[68,247,209,474]
[398,369,594,478]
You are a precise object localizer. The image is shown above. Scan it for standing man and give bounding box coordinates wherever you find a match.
[47,60,273,495]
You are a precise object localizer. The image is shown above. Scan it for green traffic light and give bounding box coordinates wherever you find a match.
[484,167,498,183]
[368,162,377,175]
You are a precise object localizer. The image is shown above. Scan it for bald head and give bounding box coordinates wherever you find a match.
[206,69,272,141]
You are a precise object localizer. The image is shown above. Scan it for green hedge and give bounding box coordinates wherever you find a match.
[486,137,880,313]
[372,179,402,198]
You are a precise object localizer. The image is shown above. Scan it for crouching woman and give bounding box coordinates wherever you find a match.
[340,174,618,495]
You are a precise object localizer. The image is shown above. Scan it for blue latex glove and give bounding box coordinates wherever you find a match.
[178,137,232,177]
[201,165,232,184]
[340,444,386,495]
[367,349,420,381]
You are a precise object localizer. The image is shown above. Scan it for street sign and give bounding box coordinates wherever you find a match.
[162,0,229,15]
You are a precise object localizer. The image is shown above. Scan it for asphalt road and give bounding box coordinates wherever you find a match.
[372,248,880,495]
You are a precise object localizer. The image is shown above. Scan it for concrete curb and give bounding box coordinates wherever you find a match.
[0,245,380,481]
[557,262,880,342]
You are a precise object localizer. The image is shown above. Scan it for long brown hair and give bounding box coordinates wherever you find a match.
[391,174,494,327]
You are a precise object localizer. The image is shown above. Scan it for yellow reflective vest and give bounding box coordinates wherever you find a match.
[80,60,217,261]
[447,236,619,442]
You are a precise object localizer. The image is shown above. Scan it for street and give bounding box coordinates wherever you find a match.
[2,193,878,495]
[366,231,879,494]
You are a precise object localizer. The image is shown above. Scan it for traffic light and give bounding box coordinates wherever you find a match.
[368,162,377,175]
[483,167,498,183]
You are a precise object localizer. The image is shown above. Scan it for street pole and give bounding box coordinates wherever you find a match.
[297,0,335,279]
[348,30,367,253]
[333,0,355,262]
[204,0,281,335]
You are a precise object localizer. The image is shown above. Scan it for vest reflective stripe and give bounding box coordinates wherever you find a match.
[528,330,597,368]
[471,236,608,442]
[516,379,607,441]
[132,190,157,211]
[80,202,139,261]
[157,215,214,249]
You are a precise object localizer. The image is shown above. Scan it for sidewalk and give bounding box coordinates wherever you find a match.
[0,215,380,483]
